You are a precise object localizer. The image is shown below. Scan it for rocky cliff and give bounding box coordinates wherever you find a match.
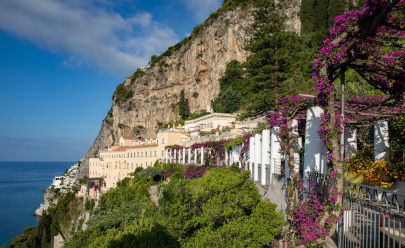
[79,1,301,178]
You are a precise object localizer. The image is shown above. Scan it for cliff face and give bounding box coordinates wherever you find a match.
[79,2,301,177]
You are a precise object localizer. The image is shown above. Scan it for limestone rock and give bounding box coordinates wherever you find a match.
[78,3,301,178]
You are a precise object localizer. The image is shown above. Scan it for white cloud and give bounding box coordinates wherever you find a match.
[181,0,222,22]
[0,0,179,75]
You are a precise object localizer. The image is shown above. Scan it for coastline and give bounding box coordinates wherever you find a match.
[33,163,80,217]
[0,161,75,246]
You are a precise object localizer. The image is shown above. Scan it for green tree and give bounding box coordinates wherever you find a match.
[177,89,189,120]
[327,0,346,27]
[218,59,245,92]
[300,0,328,34]
[241,3,314,117]
[41,228,48,248]
[159,168,285,246]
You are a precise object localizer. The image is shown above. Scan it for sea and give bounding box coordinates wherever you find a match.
[0,161,75,247]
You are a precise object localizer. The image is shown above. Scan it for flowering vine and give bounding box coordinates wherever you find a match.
[268,1,404,246]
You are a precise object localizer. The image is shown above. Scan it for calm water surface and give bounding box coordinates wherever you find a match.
[0,161,74,246]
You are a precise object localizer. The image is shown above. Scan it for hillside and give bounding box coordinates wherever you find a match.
[78,0,301,178]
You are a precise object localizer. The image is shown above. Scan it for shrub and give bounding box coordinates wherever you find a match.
[347,146,405,188]
[130,68,145,84]
[156,162,187,177]
[159,167,285,246]
[85,199,95,211]
[138,167,163,181]
[98,178,149,210]
[117,177,130,187]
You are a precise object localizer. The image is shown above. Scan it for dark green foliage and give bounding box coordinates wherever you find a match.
[3,227,35,248]
[177,89,190,120]
[212,3,315,118]
[191,92,199,98]
[212,60,245,113]
[155,162,188,176]
[138,166,163,181]
[159,168,285,246]
[300,0,358,49]
[113,84,134,104]
[106,224,180,248]
[149,54,162,67]
[241,4,314,117]
[300,0,329,34]
[130,68,145,84]
[186,110,210,120]
[98,178,149,210]
[219,60,245,92]
[212,86,242,113]
[84,199,95,211]
[134,167,144,174]
[86,199,143,231]
[63,167,284,248]
[389,116,405,150]
[327,0,346,27]
[209,12,219,19]
[116,177,131,187]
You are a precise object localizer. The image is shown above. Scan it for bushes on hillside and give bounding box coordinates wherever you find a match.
[63,167,284,248]
[159,168,285,246]
[138,167,163,181]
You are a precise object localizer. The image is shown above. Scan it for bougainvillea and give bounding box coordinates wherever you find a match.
[239,133,253,163]
[181,165,217,179]
[191,140,230,165]
[267,1,404,246]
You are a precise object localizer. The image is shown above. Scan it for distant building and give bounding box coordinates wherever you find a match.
[88,113,259,190]
[88,130,187,188]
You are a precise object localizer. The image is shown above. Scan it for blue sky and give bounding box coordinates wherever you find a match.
[0,0,222,161]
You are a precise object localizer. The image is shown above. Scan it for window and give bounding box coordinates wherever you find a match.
[141,152,143,157]
[162,138,164,144]
[155,151,157,156]
[150,151,152,156]
[162,151,164,156]
[146,152,148,157]
[137,152,139,157]
[131,163,133,169]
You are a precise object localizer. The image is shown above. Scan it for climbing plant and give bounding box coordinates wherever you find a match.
[267,0,405,246]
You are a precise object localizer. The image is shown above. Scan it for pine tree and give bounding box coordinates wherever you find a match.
[241,3,314,117]
[178,89,189,120]
[327,0,346,27]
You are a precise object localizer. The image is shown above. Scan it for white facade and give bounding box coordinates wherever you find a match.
[184,113,236,132]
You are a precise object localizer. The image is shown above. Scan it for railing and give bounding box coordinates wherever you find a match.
[306,171,333,201]
[273,158,284,176]
[288,173,405,247]
[339,182,405,248]
[159,128,185,132]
